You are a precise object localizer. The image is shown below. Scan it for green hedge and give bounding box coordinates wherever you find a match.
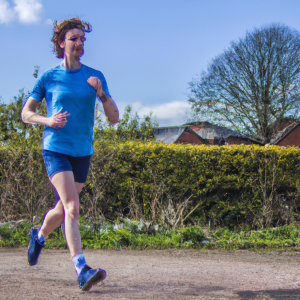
[1,142,300,229]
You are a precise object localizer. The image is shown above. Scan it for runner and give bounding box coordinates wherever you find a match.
[21,18,119,291]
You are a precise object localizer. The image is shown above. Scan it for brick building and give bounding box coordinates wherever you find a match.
[153,126,210,145]
[270,122,300,147]
[154,122,261,145]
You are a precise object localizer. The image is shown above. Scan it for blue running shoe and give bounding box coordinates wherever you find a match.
[28,228,44,266]
[78,265,106,291]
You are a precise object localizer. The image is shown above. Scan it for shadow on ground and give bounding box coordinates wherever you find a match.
[88,282,227,296]
[237,288,300,300]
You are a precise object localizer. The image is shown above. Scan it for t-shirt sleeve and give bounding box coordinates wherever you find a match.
[29,74,46,102]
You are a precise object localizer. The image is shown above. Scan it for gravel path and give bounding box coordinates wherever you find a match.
[1,248,300,299]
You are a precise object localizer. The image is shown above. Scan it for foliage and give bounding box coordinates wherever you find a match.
[0,93,157,148]
[0,145,53,222]
[0,219,206,249]
[209,223,300,250]
[0,91,47,147]
[0,65,47,147]
[3,220,300,251]
[82,142,300,229]
[0,89,28,144]
[2,142,300,229]
[188,23,300,143]
[94,104,158,142]
[33,65,40,78]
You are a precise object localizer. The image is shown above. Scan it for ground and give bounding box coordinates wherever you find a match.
[1,248,300,299]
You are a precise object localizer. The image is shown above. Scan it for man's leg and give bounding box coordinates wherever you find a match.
[75,182,85,194]
[51,172,106,291]
[28,184,66,266]
[51,171,82,257]
[40,182,84,239]
[39,200,64,238]
[60,182,84,245]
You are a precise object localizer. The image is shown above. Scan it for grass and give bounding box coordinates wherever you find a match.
[1,218,300,251]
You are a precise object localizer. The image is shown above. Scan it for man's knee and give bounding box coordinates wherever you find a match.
[65,202,80,220]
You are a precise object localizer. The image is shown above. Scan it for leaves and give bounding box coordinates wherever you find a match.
[94,105,158,142]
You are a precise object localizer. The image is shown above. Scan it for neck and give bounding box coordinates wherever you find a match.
[62,55,81,70]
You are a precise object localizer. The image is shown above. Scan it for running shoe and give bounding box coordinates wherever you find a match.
[28,228,44,266]
[78,265,107,291]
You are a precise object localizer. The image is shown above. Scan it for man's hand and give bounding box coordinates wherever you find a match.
[87,76,105,97]
[87,76,119,123]
[48,108,71,129]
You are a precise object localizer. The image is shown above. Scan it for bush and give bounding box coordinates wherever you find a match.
[1,142,300,229]
[82,142,300,229]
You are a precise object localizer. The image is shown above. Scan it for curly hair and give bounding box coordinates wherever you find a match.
[51,18,92,59]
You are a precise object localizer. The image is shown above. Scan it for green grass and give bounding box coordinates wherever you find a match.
[1,218,300,251]
[209,224,300,250]
[0,218,206,250]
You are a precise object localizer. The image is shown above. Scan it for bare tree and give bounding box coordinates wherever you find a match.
[188,23,300,143]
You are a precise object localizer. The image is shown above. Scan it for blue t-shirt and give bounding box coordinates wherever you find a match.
[29,63,110,156]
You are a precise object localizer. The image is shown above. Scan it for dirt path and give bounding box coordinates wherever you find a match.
[1,248,300,299]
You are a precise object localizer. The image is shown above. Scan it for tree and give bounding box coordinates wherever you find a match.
[0,89,47,147]
[188,23,300,143]
[94,104,158,142]
[0,65,47,147]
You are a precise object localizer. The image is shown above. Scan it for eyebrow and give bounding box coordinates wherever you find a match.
[69,34,85,38]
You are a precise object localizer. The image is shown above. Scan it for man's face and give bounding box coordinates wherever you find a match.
[59,28,85,59]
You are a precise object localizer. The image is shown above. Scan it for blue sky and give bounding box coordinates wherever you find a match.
[1,0,300,126]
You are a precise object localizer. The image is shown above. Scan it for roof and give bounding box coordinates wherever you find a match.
[270,122,300,145]
[181,122,249,139]
[155,122,264,145]
[154,126,210,145]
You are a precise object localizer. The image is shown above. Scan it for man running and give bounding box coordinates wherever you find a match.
[21,18,119,291]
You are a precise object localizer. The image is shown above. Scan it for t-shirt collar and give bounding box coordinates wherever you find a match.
[59,61,83,73]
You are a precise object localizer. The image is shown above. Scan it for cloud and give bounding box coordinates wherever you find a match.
[13,0,43,23]
[0,0,15,24]
[117,101,191,127]
[45,18,52,25]
[0,0,43,24]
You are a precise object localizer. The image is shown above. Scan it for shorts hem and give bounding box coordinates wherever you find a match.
[49,169,72,181]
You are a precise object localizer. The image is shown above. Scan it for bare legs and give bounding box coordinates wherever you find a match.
[39,171,84,257]
[39,200,64,238]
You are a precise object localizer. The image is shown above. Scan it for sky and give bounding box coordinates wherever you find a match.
[1,0,300,126]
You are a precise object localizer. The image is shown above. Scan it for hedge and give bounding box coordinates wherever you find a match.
[1,142,300,229]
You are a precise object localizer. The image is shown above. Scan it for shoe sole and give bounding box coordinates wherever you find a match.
[81,270,106,291]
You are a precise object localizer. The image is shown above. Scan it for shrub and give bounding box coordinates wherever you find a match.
[1,142,300,229]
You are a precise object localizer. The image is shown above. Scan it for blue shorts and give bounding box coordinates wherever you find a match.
[42,150,91,183]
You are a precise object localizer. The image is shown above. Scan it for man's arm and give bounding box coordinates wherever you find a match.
[97,93,119,124]
[87,77,119,124]
[22,97,70,128]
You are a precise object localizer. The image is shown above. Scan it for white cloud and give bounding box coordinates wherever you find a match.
[0,0,15,24]
[117,101,191,127]
[13,0,43,23]
[45,18,52,25]
[0,0,43,24]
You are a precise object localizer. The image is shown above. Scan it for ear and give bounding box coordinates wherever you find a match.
[59,40,65,49]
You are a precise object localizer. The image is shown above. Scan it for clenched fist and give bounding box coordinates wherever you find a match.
[87,76,105,97]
